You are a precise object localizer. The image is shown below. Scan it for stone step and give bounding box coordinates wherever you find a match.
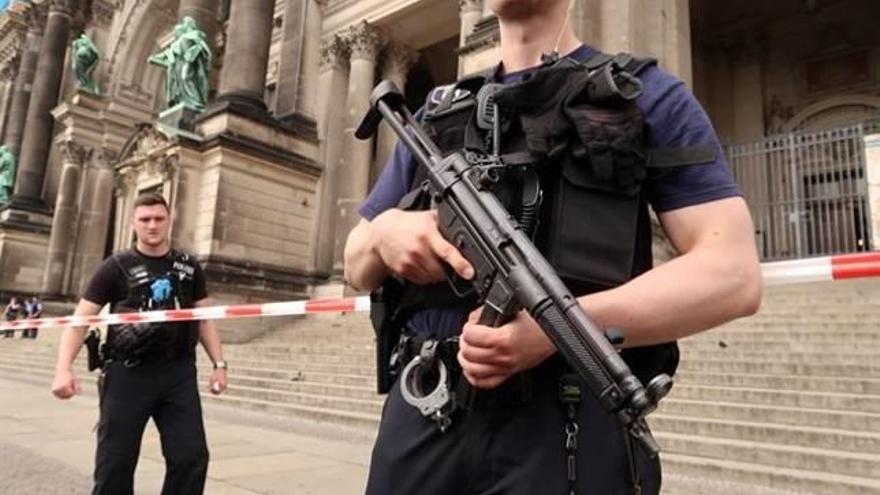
[658,432,880,479]
[677,359,880,378]
[733,313,880,323]
[657,399,880,432]
[221,343,374,356]
[197,356,375,376]
[660,472,804,495]
[205,385,384,419]
[201,393,380,429]
[715,321,880,332]
[670,384,880,413]
[650,415,880,455]
[662,452,880,495]
[677,349,880,365]
[196,372,378,401]
[680,339,880,353]
[199,348,375,366]
[674,370,880,395]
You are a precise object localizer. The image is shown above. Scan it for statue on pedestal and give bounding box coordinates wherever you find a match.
[149,16,212,112]
[0,145,16,204]
[71,34,100,94]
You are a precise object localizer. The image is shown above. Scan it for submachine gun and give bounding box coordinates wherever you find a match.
[355,80,673,456]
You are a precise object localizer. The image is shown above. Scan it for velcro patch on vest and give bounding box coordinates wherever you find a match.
[172,261,195,277]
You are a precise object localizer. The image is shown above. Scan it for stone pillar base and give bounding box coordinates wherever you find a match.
[182,100,325,342]
[158,103,204,132]
[0,207,51,294]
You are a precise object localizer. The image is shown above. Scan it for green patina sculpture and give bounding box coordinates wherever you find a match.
[71,34,100,93]
[0,145,16,204]
[148,16,212,112]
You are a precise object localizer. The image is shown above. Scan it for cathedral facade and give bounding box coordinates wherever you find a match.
[0,0,876,337]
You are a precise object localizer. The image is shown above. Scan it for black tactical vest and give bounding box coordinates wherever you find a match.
[390,52,718,382]
[107,249,200,358]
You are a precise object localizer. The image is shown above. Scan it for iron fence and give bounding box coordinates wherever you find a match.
[727,121,878,261]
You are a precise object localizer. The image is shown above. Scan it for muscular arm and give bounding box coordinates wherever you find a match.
[344,210,474,292]
[343,218,390,292]
[459,197,763,388]
[196,298,223,364]
[54,299,102,373]
[580,196,762,347]
[52,299,103,399]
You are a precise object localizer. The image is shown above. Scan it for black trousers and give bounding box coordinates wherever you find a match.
[93,357,208,495]
[365,358,661,495]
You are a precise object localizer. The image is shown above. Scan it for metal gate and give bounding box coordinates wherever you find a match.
[727,121,876,261]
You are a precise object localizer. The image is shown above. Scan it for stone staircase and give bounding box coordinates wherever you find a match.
[1,279,878,494]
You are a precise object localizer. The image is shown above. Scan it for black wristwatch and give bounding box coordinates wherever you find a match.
[213,360,228,370]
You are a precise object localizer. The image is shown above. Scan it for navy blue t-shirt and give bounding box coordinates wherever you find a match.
[359,45,741,338]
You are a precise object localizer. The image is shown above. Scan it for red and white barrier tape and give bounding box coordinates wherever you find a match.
[761,252,880,287]
[0,297,372,332]
[1,252,877,331]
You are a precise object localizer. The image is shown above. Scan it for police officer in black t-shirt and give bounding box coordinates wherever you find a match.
[51,192,227,495]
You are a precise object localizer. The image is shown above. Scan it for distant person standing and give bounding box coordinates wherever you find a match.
[3,296,21,338]
[22,296,42,339]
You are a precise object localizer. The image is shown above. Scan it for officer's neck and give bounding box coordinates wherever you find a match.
[135,241,172,258]
[497,16,581,74]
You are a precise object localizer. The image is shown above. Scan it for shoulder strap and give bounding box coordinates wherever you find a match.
[424,71,492,120]
[111,250,140,283]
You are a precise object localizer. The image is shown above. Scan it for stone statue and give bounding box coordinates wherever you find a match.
[0,145,16,204]
[71,34,99,93]
[148,16,212,112]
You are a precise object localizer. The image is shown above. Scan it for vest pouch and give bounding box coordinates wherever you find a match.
[543,154,642,292]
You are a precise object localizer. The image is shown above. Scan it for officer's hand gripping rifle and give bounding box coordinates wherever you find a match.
[356,81,672,457]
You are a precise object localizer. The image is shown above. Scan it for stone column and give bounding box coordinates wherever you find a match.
[600,0,646,55]
[333,22,382,269]
[274,0,309,119]
[216,0,276,112]
[658,0,692,86]
[11,0,72,208]
[313,36,349,274]
[71,153,115,295]
[375,42,417,175]
[731,40,765,143]
[459,0,483,47]
[601,0,692,85]
[864,134,880,251]
[0,64,18,140]
[570,0,602,47]
[41,141,87,295]
[4,3,45,161]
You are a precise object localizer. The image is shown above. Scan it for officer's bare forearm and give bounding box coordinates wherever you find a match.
[343,218,389,292]
[54,299,101,372]
[578,198,762,348]
[196,301,224,363]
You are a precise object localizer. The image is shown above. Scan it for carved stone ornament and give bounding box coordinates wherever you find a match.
[0,55,21,82]
[458,0,482,13]
[60,141,93,166]
[382,41,418,79]
[90,0,116,27]
[319,35,350,72]
[23,2,49,33]
[117,123,176,165]
[114,167,137,197]
[346,21,383,61]
[49,0,77,16]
